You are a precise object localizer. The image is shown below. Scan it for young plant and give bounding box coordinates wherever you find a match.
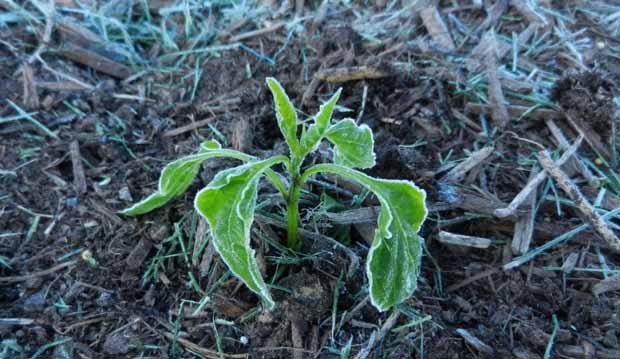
[121,78,427,311]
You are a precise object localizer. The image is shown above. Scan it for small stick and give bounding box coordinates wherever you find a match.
[0,260,77,283]
[354,310,400,359]
[69,140,87,194]
[162,116,216,137]
[495,136,583,218]
[537,150,620,252]
[440,146,494,183]
[438,231,492,249]
[228,22,286,43]
[58,42,132,79]
[446,267,500,293]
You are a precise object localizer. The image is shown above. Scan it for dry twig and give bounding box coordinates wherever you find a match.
[537,150,620,252]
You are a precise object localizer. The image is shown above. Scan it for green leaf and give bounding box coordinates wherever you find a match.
[266,77,300,157]
[121,141,253,216]
[302,164,427,311]
[325,119,376,169]
[299,88,342,156]
[195,156,287,309]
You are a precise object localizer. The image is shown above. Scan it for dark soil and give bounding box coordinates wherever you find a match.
[2,1,620,358]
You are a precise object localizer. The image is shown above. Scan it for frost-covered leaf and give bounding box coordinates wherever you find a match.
[325,119,375,169]
[299,88,341,156]
[194,156,287,309]
[266,77,301,158]
[121,141,252,216]
[304,164,427,311]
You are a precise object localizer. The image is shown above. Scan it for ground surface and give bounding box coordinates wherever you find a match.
[1,1,620,358]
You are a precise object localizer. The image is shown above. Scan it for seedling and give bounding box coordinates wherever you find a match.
[122,78,427,311]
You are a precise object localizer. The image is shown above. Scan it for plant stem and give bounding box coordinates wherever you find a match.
[286,177,302,251]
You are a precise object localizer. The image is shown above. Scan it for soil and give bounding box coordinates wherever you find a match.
[1,1,620,358]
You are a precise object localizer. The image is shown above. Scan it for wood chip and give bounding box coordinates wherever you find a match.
[512,165,538,255]
[438,231,492,249]
[420,5,455,51]
[440,146,494,183]
[57,19,132,79]
[58,41,132,79]
[36,80,91,91]
[125,238,152,270]
[69,140,87,195]
[193,217,209,268]
[561,252,579,273]
[485,40,510,129]
[538,150,620,252]
[232,118,253,153]
[593,275,620,296]
[456,328,495,354]
[314,65,391,82]
[22,63,39,110]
